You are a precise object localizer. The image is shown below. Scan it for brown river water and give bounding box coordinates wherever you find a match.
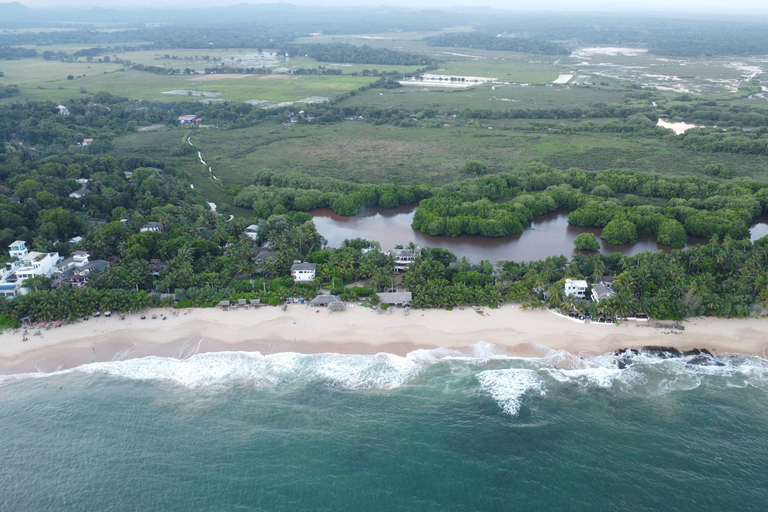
[311,205,768,263]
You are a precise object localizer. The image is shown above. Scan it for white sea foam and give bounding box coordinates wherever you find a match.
[3,345,768,415]
[546,367,624,388]
[73,351,425,390]
[476,369,544,416]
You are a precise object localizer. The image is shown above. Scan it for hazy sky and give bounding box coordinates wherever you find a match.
[11,0,768,12]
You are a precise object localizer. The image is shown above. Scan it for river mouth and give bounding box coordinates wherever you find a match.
[311,206,768,263]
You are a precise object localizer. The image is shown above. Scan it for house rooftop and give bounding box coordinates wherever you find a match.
[592,283,616,301]
[291,262,317,271]
[377,291,413,304]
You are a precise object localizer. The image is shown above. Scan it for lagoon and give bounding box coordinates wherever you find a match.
[312,206,768,263]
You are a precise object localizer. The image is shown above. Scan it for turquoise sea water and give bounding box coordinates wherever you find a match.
[2,342,768,511]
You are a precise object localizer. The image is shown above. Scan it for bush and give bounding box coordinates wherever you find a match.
[461,161,487,175]
[591,184,614,197]
[601,217,638,245]
[657,218,688,248]
[0,314,19,329]
[574,232,601,251]
[381,303,390,310]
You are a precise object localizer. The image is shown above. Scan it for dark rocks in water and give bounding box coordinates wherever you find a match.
[687,356,712,366]
[617,360,627,370]
[616,346,715,360]
[683,348,713,357]
[641,346,683,358]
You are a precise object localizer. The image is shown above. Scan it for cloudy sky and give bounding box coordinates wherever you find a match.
[11,0,768,12]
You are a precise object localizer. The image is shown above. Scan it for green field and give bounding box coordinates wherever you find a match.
[113,118,768,193]
[338,81,633,111]
[0,64,376,103]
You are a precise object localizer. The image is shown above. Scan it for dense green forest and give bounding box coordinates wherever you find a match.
[281,43,436,66]
[0,46,37,60]
[424,33,569,55]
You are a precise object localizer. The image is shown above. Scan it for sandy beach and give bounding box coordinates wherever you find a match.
[1,304,767,374]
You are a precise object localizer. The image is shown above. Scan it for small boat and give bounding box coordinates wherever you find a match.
[527,226,535,230]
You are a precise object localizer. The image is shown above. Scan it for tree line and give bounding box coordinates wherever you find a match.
[281,43,436,66]
[424,32,570,55]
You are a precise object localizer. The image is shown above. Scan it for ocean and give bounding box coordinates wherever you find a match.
[2,342,768,511]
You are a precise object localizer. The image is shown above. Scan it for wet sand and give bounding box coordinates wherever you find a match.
[1,305,767,375]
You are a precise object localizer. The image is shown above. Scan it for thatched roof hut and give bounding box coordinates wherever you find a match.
[310,295,342,307]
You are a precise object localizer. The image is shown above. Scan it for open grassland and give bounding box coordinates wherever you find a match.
[340,82,633,111]
[294,27,474,47]
[0,65,375,103]
[114,120,768,189]
[120,49,424,75]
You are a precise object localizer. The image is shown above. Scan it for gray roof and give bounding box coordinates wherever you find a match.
[291,262,317,271]
[391,248,421,258]
[310,295,342,306]
[80,260,109,274]
[591,283,616,301]
[377,291,413,305]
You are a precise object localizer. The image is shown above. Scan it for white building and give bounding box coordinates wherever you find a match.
[245,224,259,241]
[290,262,317,282]
[0,241,60,298]
[390,247,422,272]
[564,279,588,299]
[140,222,164,233]
[54,250,91,275]
[8,240,28,259]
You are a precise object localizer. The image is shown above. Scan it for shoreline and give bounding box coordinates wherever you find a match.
[1,304,767,375]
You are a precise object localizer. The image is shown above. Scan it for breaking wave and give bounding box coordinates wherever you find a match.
[2,343,768,416]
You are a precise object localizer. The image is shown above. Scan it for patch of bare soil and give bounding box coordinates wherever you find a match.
[189,74,256,82]
[256,74,295,80]
[137,123,165,132]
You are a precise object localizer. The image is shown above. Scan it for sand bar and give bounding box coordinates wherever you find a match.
[1,305,767,374]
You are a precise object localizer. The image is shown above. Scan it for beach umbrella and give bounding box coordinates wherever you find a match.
[40,322,47,327]
[53,321,62,327]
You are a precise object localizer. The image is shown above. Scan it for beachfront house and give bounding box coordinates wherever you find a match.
[390,247,422,272]
[591,283,616,303]
[0,242,60,297]
[291,262,317,282]
[310,294,345,311]
[51,251,109,288]
[564,279,588,299]
[376,291,413,306]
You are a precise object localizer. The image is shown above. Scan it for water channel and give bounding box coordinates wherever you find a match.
[311,205,768,263]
